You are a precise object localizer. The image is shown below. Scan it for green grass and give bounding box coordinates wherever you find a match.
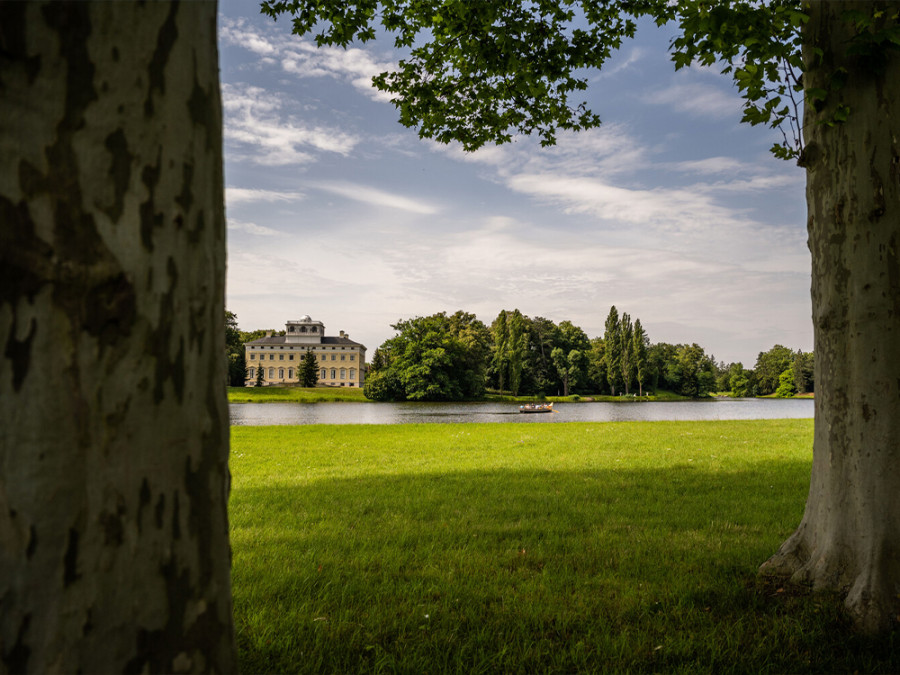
[228,386,370,403]
[230,420,898,674]
[229,387,686,404]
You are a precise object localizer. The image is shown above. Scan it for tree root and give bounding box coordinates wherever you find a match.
[760,527,900,635]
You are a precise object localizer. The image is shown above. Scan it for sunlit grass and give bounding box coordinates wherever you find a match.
[228,386,369,403]
[230,420,898,673]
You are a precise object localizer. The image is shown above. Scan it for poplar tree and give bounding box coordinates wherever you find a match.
[490,310,509,394]
[619,312,635,395]
[603,306,623,395]
[632,319,649,396]
[506,310,529,397]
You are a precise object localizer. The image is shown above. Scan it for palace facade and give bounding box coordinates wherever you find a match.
[244,315,366,387]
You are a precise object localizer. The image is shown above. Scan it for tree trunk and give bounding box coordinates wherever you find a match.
[760,2,900,634]
[0,2,236,671]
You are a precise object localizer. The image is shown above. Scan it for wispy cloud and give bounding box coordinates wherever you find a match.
[220,17,396,101]
[222,83,359,165]
[674,156,747,175]
[310,181,440,215]
[429,124,649,181]
[643,81,742,119]
[227,219,281,236]
[226,187,306,206]
[505,173,743,232]
[592,46,647,79]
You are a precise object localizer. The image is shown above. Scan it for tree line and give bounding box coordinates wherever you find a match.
[362,307,814,401]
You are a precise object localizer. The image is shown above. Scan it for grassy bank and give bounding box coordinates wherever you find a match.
[228,386,369,403]
[229,387,687,404]
[230,420,897,673]
[485,388,689,403]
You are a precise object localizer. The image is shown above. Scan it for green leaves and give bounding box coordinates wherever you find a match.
[668,0,806,161]
[263,0,894,160]
[367,311,491,401]
[262,0,645,150]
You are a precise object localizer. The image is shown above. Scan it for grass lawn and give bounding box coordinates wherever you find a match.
[228,386,369,403]
[230,420,898,673]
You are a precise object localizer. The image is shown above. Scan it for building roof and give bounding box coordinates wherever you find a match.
[245,335,365,347]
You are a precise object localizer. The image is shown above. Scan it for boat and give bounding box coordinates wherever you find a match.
[518,402,554,414]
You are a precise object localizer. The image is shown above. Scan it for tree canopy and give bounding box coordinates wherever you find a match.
[365,311,491,401]
[261,0,827,158]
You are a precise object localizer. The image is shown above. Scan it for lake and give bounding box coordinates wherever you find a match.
[229,397,814,426]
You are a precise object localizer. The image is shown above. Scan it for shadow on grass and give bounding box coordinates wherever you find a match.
[231,461,898,674]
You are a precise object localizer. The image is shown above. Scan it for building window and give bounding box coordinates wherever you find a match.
[248,368,255,378]
[350,355,355,361]
[341,354,346,361]
[331,369,336,379]
[288,368,294,379]
[320,368,326,379]
[269,354,274,361]
[350,368,356,380]
[279,368,284,378]
[340,368,346,380]
[279,354,284,360]
[268,368,274,378]
[249,353,255,360]
[289,354,294,360]
[331,354,336,361]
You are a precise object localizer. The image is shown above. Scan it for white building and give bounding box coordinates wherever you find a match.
[244,315,366,387]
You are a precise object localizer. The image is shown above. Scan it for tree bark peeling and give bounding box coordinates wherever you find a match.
[760,1,900,634]
[1,2,235,672]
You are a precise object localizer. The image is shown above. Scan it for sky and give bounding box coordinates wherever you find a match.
[219,1,812,367]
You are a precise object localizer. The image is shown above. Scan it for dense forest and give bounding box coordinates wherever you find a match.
[227,308,813,401]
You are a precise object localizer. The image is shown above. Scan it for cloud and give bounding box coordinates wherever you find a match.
[356,213,808,358]
[427,124,649,184]
[220,17,396,101]
[673,156,747,175]
[592,46,647,79]
[310,181,440,215]
[219,17,278,56]
[695,173,804,194]
[643,81,742,119]
[227,219,281,236]
[504,173,742,232]
[226,187,305,206]
[222,83,359,165]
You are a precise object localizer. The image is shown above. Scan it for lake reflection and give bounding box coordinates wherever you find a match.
[229,398,814,426]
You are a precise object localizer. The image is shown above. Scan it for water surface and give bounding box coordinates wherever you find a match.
[229,398,814,426]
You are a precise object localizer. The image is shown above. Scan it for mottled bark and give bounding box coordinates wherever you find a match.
[0,2,235,671]
[760,1,900,634]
